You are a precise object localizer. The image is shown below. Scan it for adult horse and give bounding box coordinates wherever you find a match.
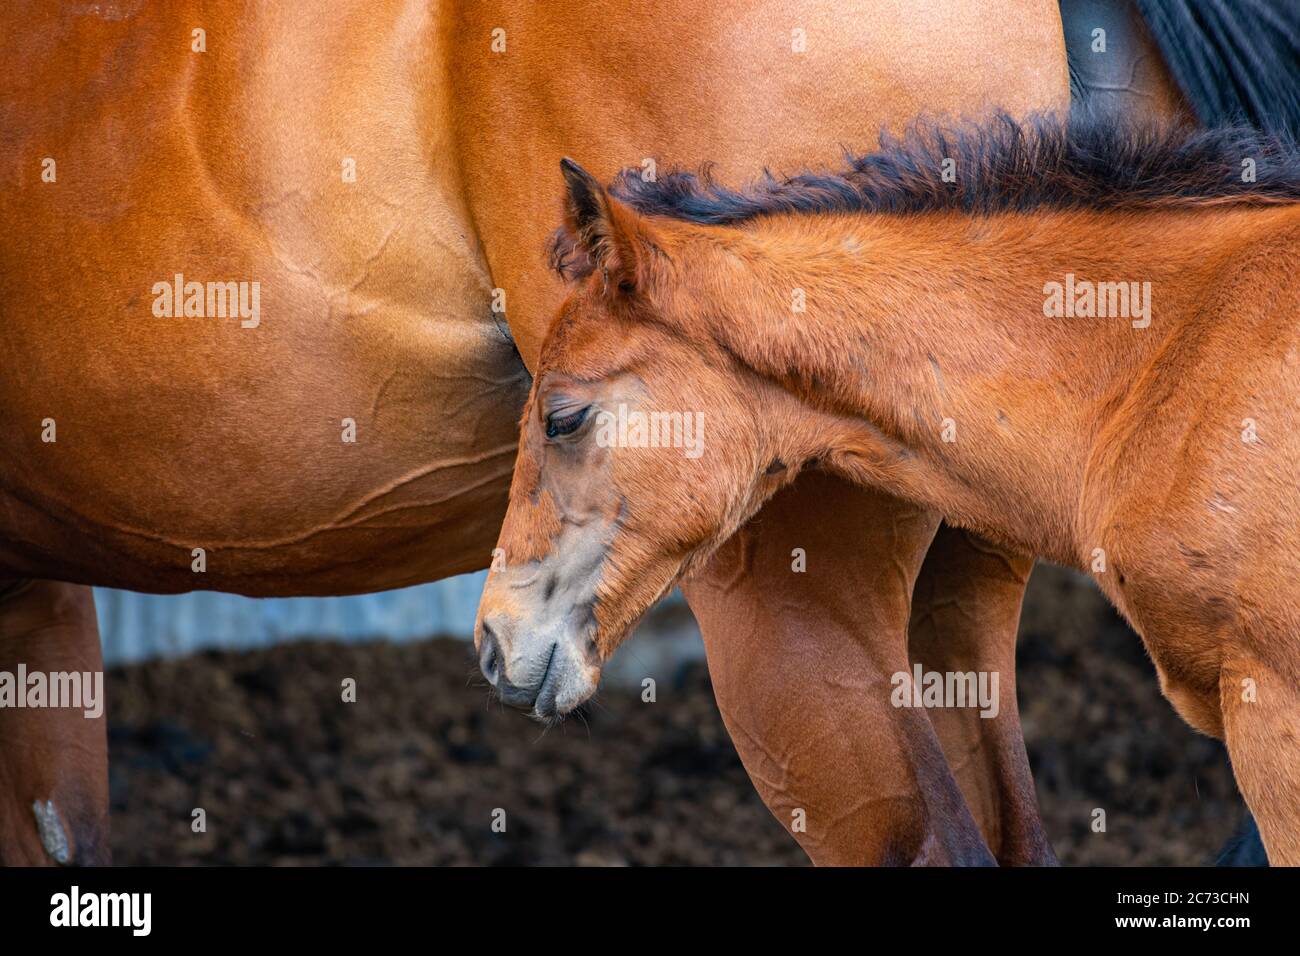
[0,0,1271,865]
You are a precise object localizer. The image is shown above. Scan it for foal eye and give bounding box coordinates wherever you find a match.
[545,406,590,439]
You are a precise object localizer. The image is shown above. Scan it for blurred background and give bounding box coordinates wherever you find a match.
[100,563,1249,865]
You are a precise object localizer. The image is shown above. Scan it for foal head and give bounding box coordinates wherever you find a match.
[474,161,810,719]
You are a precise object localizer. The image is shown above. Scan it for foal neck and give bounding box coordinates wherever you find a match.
[687,204,1294,564]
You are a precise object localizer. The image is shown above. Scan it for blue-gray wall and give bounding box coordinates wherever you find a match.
[94,572,491,665]
[92,576,704,686]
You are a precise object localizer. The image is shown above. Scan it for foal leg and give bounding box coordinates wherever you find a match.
[683,473,996,866]
[1220,650,1300,865]
[0,579,110,865]
[908,525,1056,865]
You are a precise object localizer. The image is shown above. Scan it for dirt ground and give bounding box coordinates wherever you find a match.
[106,565,1249,865]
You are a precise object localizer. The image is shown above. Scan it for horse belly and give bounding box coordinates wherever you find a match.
[0,0,529,595]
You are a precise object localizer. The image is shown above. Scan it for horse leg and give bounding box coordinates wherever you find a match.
[908,525,1056,865]
[682,473,996,866]
[1220,649,1300,865]
[0,579,109,865]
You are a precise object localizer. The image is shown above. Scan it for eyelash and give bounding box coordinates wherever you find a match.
[546,406,589,439]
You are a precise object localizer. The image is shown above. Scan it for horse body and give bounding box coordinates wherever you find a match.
[0,0,526,866]
[486,120,1300,861]
[451,0,1070,366]
[3,0,1079,865]
[1079,216,1300,751]
[1,0,528,595]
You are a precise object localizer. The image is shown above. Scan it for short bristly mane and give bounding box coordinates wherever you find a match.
[548,109,1300,280]
[624,109,1300,220]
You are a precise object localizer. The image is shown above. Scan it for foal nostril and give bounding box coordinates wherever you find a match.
[479,621,502,687]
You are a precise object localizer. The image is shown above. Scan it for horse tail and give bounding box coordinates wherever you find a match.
[1133,0,1300,137]
[1214,813,1269,866]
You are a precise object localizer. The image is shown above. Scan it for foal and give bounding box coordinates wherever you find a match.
[475,115,1300,863]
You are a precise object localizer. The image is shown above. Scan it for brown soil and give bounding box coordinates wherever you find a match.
[106,566,1248,865]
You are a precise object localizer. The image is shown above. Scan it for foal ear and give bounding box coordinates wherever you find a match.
[560,158,654,294]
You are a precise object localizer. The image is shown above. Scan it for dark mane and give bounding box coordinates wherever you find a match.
[615,109,1300,224]
[547,109,1300,281]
